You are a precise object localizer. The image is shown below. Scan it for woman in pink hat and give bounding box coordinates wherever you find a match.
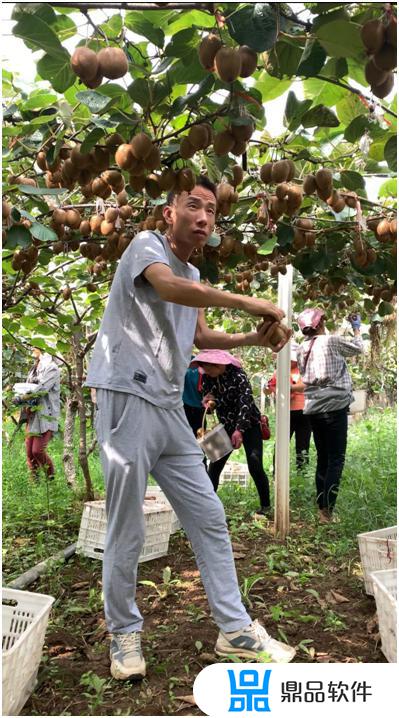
[296,309,363,523]
[191,350,271,516]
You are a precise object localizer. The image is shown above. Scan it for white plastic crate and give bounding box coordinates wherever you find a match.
[76,499,173,562]
[219,461,250,488]
[145,486,182,533]
[370,569,397,663]
[357,525,397,595]
[2,588,55,716]
[349,389,367,414]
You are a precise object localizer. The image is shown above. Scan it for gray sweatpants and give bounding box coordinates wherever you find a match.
[95,389,251,634]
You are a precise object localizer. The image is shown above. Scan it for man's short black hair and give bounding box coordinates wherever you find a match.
[166,174,217,205]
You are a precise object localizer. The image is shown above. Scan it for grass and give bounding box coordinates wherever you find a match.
[2,407,396,580]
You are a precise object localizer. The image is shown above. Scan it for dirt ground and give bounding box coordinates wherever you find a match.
[22,521,385,717]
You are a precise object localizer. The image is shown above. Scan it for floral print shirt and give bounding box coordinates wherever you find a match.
[201,365,260,436]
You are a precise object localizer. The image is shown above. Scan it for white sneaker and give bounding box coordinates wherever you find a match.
[215,619,296,662]
[109,632,146,680]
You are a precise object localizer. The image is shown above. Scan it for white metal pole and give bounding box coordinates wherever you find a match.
[274,264,293,539]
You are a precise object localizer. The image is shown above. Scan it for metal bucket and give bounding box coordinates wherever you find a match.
[198,423,233,462]
[349,389,367,414]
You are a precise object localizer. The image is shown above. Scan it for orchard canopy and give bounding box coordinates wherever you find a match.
[2,1,397,368]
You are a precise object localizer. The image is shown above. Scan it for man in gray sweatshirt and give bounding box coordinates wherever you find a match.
[86,175,295,680]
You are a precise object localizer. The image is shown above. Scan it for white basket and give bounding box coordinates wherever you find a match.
[219,461,250,488]
[76,499,173,562]
[357,525,397,595]
[2,588,55,716]
[145,486,182,533]
[370,569,397,663]
[349,389,367,414]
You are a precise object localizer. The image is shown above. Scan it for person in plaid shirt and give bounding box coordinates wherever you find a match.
[296,309,363,523]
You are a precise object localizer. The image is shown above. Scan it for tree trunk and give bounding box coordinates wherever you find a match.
[63,395,78,489]
[73,332,94,501]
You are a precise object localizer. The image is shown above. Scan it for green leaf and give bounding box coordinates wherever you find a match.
[168,51,208,85]
[284,91,312,131]
[315,21,365,59]
[226,3,279,52]
[99,14,123,40]
[36,52,75,93]
[378,178,397,198]
[167,10,216,33]
[23,91,58,111]
[128,78,150,109]
[172,75,214,113]
[30,222,58,243]
[164,28,197,58]
[297,40,327,77]
[266,40,303,78]
[303,77,347,106]
[344,115,369,143]
[17,185,68,196]
[13,13,66,58]
[80,127,105,154]
[339,170,365,190]
[301,104,339,128]
[384,136,397,172]
[256,72,291,102]
[276,223,294,246]
[258,236,277,255]
[12,3,56,24]
[75,91,111,113]
[125,13,165,47]
[335,94,367,125]
[378,301,394,317]
[5,225,32,249]
[50,14,77,41]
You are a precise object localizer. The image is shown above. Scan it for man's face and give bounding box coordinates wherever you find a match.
[163,185,216,249]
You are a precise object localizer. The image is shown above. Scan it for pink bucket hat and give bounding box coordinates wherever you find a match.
[297,308,325,331]
[190,349,242,368]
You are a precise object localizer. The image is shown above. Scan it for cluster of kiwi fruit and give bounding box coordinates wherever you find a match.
[199,34,258,82]
[365,280,396,306]
[179,123,214,159]
[350,234,379,269]
[367,215,397,245]
[213,120,254,157]
[292,218,316,251]
[71,46,128,88]
[216,181,240,216]
[11,245,39,273]
[35,137,119,192]
[259,160,303,220]
[361,14,397,99]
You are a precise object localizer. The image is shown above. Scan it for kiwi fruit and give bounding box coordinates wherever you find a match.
[271,160,290,183]
[36,152,48,172]
[373,43,397,71]
[296,217,314,230]
[332,194,346,213]
[65,209,81,229]
[286,160,296,182]
[238,45,258,78]
[177,168,195,192]
[361,19,385,53]
[260,162,273,184]
[70,146,91,170]
[97,47,128,79]
[130,132,153,161]
[231,139,247,156]
[217,183,234,203]
[286,186,303,215]
[315,167,333,190]
[105,207,119,223]
[105,132,125,148]
[79,219,91,236]
[145,174,162,199]
[188,124,209,150]
[198,33,223,71]
[91,147,110,172]
[376,218,391,236]
[100,220,115,236]
[269,196,284,221]
[119,205,133,220]
[276,183,289,200]
[71,47,99,82]
[389,218,397,238]
[231,122,254,142]
[102,170,122,188]
[215,47,242,83]
[386,16,397,47]
[92,177,110,197]
[345,193,357,208]
[213,130,235,156]
[53,208,67,225]
[144,144,161,171]
[129,175,146,192]
[365,57,389,86]
[371,72,394,98]
[218,200,232,217]
[159,168,177,191]
[85,67,103,89]
[179,136,196,159]
[293,228,306,249]
[90,214,103,233]
[115,144,135,171]
[232,165,244,187]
